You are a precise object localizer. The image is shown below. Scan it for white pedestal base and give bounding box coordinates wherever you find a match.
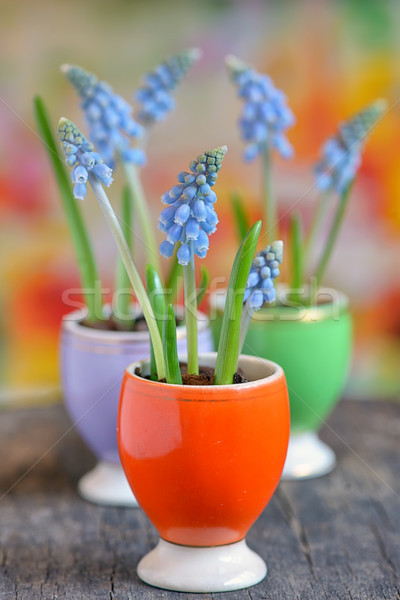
[137,538,267,593]
[77,461,138,507]
[282,431,336,480]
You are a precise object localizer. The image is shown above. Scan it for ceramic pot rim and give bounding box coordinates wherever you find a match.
[61,304,210,343]
[211,285,349,322]
[124,352,285,391]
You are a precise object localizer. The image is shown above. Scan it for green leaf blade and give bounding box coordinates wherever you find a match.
[146,264,167,380]
[214,220,262,385]
[162,304,182,385]
[33,96,101,322]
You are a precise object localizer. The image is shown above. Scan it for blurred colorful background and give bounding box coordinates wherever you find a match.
[1,0,399,405]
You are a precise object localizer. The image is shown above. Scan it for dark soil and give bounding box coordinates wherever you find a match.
[135,363,249,386]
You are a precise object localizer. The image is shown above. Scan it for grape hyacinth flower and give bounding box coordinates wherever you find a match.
[226,55,295,162]
[135,48,201,125]
[58,117,113,200]
[314,99,387,194]
[57,117,166,378]
[244,241,283,309]
[61,64,145,168]
[159,145,227,375]
[311,99,387,293]
[159,146,228,266]
[238,240,283,354]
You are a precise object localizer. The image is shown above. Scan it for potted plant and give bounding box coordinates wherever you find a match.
[212,55,386,479]
[57,120,290,592]
[34,51,214,506]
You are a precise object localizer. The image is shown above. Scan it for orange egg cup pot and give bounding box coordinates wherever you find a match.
[118,352,289,593]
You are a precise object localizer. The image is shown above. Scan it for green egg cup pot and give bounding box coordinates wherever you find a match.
[211,286,352,480]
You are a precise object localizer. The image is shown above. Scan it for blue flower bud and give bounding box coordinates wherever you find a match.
[260,266,271,279]
[205,206,218,227]
[158,218,174,234]
[184,174,196,185]
[168,184,185,201]
[174,203,191,225]
[195,230,209,254]
[71,165,88,183]
[196,174,207,186]
[160,205,178,225]
[178,171,189,183]
[261,277,273,290]
[92,163,113,186]
[166,223,183,244]
[80,152,97,168]
[254,255,266,267]
[182,185,198,201]
[249,290,264,309]
[160,240,175,258]
[247,271,259,287]
[73,182,87,200]
[66,155,77,167]
[193,199,207,221]
[185,218,200,240]
[263,288,276,303]
[177,243,191,265]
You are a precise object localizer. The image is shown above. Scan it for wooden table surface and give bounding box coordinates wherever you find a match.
[0,399,399,600]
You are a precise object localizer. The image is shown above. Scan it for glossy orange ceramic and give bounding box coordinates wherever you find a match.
[118,353,289,547]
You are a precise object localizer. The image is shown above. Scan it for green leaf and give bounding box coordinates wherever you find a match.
[231,191,250,242]
[146,264,167,380]
[33,96,101,323]
[289,212,304,296]
[164,245,183,306]
[214,220,262,385]
[114,186,135,328]
[196,266,210,305]
[162,304,182,385]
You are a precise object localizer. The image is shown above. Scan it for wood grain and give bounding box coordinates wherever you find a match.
[0,400,399,599]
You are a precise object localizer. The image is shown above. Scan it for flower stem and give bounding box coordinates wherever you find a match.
[89,175,165,379]
[183,241,198,375]
[313,182,353,296]
[122,161,161,272]
[304,190,330,267]
[262,147,277,240]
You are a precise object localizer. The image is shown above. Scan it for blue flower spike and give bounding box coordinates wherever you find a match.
[244,241,283,309]
[135,48,202,125]
[226,55,295,162]
[159,146,227,265]
[58,117,113,199]
[61,64,145,168]
[314,99,387,194]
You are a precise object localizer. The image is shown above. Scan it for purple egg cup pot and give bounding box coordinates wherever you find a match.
[60,306,214,507]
